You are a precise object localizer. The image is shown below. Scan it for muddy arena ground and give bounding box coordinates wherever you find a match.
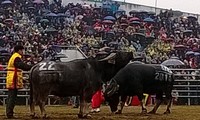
[0,105,200,120]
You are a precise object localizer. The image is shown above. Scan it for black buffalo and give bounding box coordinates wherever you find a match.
[29,52,133,118]
[104,63,174,114]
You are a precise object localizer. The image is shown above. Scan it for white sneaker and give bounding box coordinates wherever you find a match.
[95,108,100,112]
[91,108,100,113]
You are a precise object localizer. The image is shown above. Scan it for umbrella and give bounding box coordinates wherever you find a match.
[139,10,148,14]
[75,15,83,20]
[45,12,57,17]
[166,38,174,42]
[28,6,35,10]
[40,19,49,23]
[82,4,91,9]
[129,21,140,25]
[1,52,11,56]
[183,30,193,34]
[129,17,140,22]
[104,16,116,21]
[1,0,12,4]
[102,5,111,9]
[108,42,118,46]
[106,31,115,35]
[0,31,3,35]
[44,27,58,33]
[120,23,128,27]
[133,33,145,37]
[42,9,51,14]
[0,49,8,53]
[161,59,185,66]
[143,18,155,23]
[33,0,44,4]
[72,7,81,10]
[146,36,155,44]
[170,56,179,59]
[187,16,197,21]
[57,13,67,17]
[174,45,187,50]
[116,9,125,13]
[4,18,13,23]
[129,10,138,15]
[194,52,200,56]
[102,20,113,24]
[185,51,195,55]
[147,11,156,15]
[93,7,101,11]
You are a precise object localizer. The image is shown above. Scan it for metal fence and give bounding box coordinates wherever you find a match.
[0,66,200,106]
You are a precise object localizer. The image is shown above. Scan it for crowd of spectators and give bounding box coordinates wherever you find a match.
[0,0,199,69]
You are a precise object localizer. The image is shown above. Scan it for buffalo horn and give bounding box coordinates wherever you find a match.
[98,53,116,61]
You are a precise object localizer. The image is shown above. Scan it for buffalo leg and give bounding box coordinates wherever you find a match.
[164,88,173,114]
[78,95,91,118]
[39,100,48,118]
[30,96,37,118]
[139,95,147,114]
[115,96,127,114]
[149,92,163,114]
[109,94,119,113]
[137,92,147,114]
[78,98,84,118]
[38,92,49,119]
[30,88,38,119]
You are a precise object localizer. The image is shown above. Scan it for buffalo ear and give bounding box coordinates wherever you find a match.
[116,85,119,91]
[108,59,116,64]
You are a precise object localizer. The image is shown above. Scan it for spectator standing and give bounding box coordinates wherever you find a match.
[6,45,32,119]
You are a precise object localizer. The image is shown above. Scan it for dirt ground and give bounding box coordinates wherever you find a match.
[0,105,200,120]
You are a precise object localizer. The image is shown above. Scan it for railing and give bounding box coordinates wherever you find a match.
[0,67,200,105]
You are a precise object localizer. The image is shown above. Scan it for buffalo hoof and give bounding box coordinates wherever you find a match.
[164,110,171,114]
[148,110,156,114]
[141,109,147,114]
[115,110,122,114]
[30,113,39,119]
[78,114,92,119]
[42,114,50,119]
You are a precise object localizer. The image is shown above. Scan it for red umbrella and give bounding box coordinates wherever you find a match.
[4,18,13,24]
[166,38,174,42]
[102,20,114,24]
[120,23,128,27]
[129,17,140,22]
[174,45,187,50]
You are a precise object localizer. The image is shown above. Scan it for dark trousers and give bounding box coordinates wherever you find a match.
[6,89,17,117]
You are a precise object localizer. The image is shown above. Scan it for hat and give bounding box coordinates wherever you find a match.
[14,45,24,52]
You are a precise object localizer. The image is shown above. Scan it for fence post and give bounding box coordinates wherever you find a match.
[48,98,51,105]
[188,81,191,105]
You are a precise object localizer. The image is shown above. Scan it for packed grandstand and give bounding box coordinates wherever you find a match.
[0,0,199,69]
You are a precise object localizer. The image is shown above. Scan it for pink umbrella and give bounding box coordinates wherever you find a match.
[129,17,140,22]
[102,20,113,24]
[33,0,44,4]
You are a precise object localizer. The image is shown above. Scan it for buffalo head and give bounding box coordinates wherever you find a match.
[104,79,119,97]
[103,79,120,113]
[98,51,133,68]
[98,52,133,83]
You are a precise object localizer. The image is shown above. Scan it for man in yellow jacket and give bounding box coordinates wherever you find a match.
[6,45,32,119]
